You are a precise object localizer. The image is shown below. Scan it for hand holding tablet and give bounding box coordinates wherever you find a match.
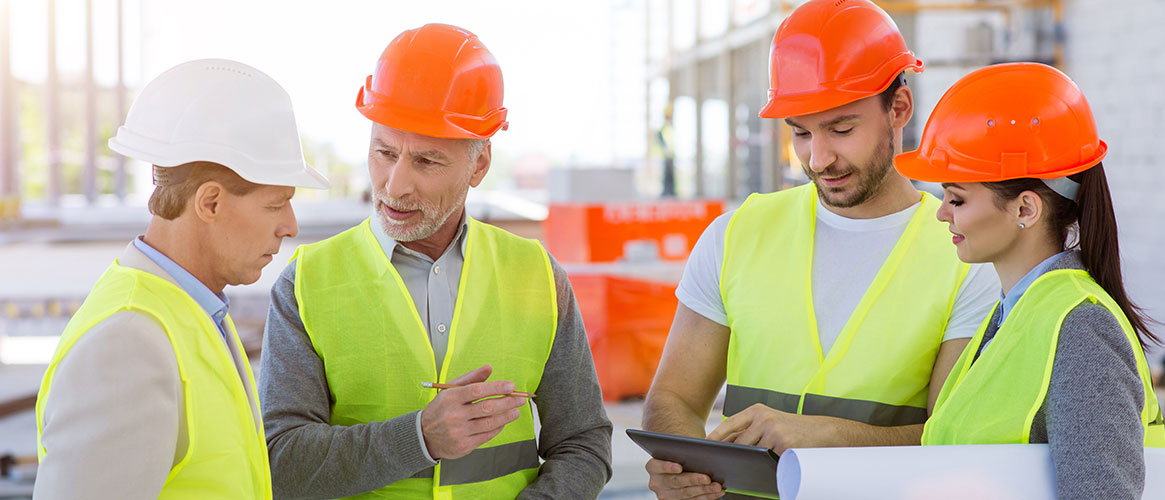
[628,429,780,499]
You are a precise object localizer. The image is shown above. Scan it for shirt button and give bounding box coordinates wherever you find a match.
[437,323,447,334]
[433,265,441,275]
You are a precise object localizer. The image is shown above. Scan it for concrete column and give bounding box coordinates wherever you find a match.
[46,0,61,205]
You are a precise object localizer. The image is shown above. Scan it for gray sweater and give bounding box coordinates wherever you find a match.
[973,251,1148,499]
[259,257,613,499]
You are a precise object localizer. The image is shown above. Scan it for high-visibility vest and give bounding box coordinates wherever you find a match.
[294,218,557,499]
[722,183,969,426]
[36,263,271,499]
[923,269,1165,447]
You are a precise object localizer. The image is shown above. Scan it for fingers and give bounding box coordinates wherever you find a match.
[663,486,725,500]
[447,364,493,386]
[645,458,683,474]
[466,406,523,435]
[447,379,518,404]
[705,414,748,442]
[471,394,527,419]
[646,459,723,500]
[453,425,509,455]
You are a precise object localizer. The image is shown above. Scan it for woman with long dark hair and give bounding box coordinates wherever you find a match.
[895,62,1164,498]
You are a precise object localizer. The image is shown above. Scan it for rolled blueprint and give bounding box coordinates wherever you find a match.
[776,445,1165,500]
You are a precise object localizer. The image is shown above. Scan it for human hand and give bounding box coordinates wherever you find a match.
[645,458,724,500]
[706,403,822,455]
[420,365,529,460]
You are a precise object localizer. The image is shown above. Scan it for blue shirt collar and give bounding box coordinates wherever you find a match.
[999,250,1071,323]
[132,237,230,327]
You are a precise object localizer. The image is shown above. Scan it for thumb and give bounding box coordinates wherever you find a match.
[447,364,492,386]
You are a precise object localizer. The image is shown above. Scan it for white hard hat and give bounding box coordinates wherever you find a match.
[109,59,329,189]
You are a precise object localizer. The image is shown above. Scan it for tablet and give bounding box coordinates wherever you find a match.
[627,428,779,498]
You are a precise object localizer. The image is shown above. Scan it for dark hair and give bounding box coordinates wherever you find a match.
[982,163,1159,348]
[878,72,907,111]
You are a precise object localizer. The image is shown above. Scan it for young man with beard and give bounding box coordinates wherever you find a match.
[642,1,999,498]
[258,24,612,499]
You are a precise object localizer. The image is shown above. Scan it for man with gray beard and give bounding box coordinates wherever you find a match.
[258,24,611,499]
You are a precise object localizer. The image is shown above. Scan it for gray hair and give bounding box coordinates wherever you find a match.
[466,139,489,160]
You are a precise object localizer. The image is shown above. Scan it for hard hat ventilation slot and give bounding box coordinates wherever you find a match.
[205,65,254,78]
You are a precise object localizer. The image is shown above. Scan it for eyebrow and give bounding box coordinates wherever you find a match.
[941,183,965,191]
[412,150,449,161]
[785,114,861,130]
[370,140,449,161]
[268,191,294,204]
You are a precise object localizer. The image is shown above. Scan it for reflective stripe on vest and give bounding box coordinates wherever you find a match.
[294,218,556,499]
[408,440,541,484]
[923,269,1165,447]
[723,386,930,427]
[722,184,968,425]
[36,263,271,499]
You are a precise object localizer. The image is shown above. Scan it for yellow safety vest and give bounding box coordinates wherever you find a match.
[923,269,1165,447]
[36,262,271,499]
[722,184,969,426]
[294,218,557,499]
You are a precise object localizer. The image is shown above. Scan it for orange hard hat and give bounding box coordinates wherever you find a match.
[759,0,923,119]
[356,23,508,139]
[895,63,1106,184]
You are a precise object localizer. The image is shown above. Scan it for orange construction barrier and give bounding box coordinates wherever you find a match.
[544,200,723,263]
[570,273,679,402]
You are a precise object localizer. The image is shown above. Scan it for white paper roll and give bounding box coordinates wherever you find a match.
[776,445,1165,500]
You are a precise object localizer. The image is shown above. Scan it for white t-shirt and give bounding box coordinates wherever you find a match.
[676,198,1000,354]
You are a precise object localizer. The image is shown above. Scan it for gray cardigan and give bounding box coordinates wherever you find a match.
[259,256,613,499]
[973,251,1148,499]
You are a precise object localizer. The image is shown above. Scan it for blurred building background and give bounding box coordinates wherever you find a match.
[2,0,1164,497]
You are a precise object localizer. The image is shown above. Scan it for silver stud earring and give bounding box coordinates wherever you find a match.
[1018,223,1026,229]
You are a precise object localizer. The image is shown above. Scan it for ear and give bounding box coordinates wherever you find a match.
[889,85,914,129]
[1015,190,1044,229]
[468,141,492,188]
[192,181,225,223]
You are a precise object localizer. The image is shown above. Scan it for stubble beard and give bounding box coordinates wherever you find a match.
[375,188,467,242]
[808,129,897,209]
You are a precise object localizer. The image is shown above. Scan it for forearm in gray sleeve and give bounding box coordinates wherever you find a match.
[517,256,613,499]
[1043,304,1145,500]
[260,265,434,500]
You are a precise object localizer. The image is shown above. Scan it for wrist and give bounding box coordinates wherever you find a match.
[415,410,439,464]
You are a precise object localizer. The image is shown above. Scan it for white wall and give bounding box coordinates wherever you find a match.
[1064,0,1165,359]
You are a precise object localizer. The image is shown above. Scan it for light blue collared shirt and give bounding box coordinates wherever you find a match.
[999,250,1073,323]
[132,237,230,341]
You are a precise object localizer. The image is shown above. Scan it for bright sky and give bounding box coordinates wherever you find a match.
[9,0,647,167]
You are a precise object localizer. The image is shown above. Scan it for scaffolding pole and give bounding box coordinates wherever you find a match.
[0,0,15,198]
[115,0,127,201]
[84,0,97,204]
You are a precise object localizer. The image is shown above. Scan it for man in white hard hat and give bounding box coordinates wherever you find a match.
[32,59,328,500]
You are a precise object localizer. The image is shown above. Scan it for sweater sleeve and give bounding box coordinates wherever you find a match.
[516,255,614,499]
[1042,302,1146,500]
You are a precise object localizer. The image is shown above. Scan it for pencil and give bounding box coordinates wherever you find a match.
[421,382,536,398]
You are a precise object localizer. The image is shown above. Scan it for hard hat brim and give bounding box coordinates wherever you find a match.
[355,83,508,140]
[760,57,922,119]
[894,141,1107,184]
[109,132,330,190]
